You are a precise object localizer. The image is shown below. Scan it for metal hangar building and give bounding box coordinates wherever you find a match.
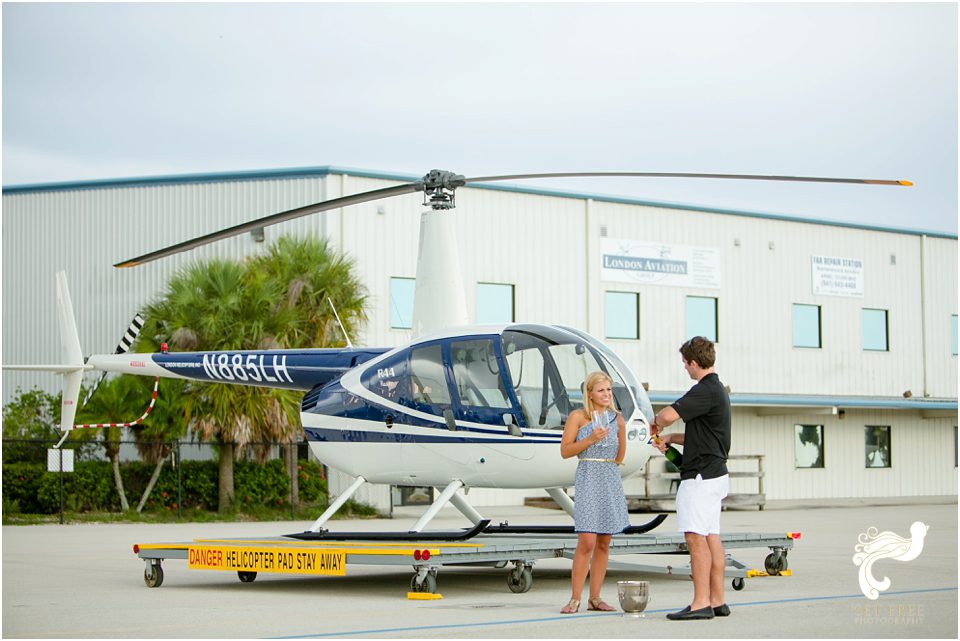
[3,166,957,509]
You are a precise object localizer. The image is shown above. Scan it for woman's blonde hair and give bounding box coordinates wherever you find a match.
[583,371,613,416]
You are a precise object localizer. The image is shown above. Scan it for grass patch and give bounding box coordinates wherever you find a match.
[2,500,379,526]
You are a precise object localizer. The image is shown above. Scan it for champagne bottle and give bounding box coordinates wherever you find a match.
[652,435,683,467]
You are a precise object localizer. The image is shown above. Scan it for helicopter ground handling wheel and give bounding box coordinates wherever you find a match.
[764,550,788,576]
[143,561,164,588]
[238,571,258,583]
[507,563,534,593]
[410,569,438,593]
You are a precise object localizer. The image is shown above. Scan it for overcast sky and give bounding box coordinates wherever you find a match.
[3,3,957,234]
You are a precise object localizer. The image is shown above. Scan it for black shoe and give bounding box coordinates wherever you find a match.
[713,604,731,617]
[667,605,715,620]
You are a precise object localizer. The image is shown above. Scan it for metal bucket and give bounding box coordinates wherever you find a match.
[617,580,650,617]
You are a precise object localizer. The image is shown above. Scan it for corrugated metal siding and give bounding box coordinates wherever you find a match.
[922,236,958,398]
[622,409,957,501]
[3,169,955,508]
[586,202,935,398]
[2,177,329,401]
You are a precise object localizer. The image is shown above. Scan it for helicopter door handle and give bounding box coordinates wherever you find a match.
[442,409,458,432]
[503,413,523,437]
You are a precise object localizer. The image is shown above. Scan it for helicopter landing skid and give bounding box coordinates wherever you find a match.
[285,518,491,541]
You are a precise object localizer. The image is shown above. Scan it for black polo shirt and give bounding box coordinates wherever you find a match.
[670,372,731,480]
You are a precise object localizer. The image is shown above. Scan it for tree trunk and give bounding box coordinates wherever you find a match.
[218,441,235,513]
[285,441,299,508]
[111,453,130,512]
[135,456,166,513]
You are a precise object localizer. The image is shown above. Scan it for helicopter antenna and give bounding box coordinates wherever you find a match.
[327,298,353,348]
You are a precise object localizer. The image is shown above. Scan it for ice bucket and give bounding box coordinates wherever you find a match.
[617,580,650,617]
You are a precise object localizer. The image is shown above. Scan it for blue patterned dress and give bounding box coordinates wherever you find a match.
[574,409,630,534]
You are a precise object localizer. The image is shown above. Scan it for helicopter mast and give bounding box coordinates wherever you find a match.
[410,170,469,338]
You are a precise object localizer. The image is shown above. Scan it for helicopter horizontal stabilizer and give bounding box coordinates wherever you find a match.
[0,272,93,431]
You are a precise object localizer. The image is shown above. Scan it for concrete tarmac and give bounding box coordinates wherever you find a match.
[2,499,957,639]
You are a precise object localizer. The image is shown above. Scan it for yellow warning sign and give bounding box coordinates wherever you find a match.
[187,545,346,576]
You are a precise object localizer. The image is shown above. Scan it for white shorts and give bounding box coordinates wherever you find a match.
[676,474,729,535]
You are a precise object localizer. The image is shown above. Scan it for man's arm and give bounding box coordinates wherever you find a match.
[650,405,681,436]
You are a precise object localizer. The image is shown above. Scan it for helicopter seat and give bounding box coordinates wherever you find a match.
[516,387,562,429]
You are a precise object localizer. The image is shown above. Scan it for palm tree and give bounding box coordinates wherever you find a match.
[75,375,146,511]
[248,234,368,504]
[139,258,301,512]
[249,235,368,348]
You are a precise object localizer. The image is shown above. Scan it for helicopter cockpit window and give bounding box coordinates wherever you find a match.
[361,351,411,403]
[408,344,451,409]
[451,339,510,409]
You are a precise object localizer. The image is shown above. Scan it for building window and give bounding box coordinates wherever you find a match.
[952,315,958,355]
[793,304,821,348]
[686,296,718,342]
[605,291,639,340]
[795,424,824,468]
[390,277,415,329]
[865,426,891,468]
[862,309,889,351]
[476,282,514,324]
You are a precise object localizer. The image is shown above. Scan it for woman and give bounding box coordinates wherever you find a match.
[558,371,630,613]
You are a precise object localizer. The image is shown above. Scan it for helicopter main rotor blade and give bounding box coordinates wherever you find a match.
[114,182,422,268]
[464,172,912,187]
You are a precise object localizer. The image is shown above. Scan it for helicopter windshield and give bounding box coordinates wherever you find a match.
[559,325,654,422]
[500,328,639,430]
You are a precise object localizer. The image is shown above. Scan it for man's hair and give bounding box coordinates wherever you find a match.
[679,336,716,369]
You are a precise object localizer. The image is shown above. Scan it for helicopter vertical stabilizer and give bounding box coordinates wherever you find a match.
[55,271,85,431]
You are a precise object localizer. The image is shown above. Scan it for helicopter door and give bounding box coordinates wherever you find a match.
[449,338,515,425]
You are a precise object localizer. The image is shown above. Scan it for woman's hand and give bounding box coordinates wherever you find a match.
[590,426,610,443]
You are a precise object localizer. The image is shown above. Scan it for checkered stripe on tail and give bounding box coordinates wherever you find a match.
[82,313,145,407]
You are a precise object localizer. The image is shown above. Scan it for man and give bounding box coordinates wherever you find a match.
[650,336,731,620]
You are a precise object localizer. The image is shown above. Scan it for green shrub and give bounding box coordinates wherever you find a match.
[2,462,46,513]
[3,455,332,516]
[298,460,326,503]
[36,461,119,513]
[236,459,290,507]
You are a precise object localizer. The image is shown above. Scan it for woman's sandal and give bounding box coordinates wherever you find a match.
[560,598,580,614]
[588,597,616,612]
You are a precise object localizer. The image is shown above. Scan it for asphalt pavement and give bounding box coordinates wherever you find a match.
[2,498,956,638]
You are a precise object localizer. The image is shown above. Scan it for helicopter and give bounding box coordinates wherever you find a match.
[5,169,910,534]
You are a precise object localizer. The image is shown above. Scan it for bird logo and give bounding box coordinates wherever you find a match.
[853,521,929,600]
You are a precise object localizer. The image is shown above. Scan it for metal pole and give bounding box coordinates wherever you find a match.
[58,447,64,525]
[176,440,182,520]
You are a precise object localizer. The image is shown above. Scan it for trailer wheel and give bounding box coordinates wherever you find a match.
[410,572,437,593]
[764,553,787,576]
[238,571,257,583]
[144,564,164,588]
[731,577,745,591]
[507,566,533,593]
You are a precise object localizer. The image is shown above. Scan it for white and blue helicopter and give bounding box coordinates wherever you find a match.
[7,169,910,537]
